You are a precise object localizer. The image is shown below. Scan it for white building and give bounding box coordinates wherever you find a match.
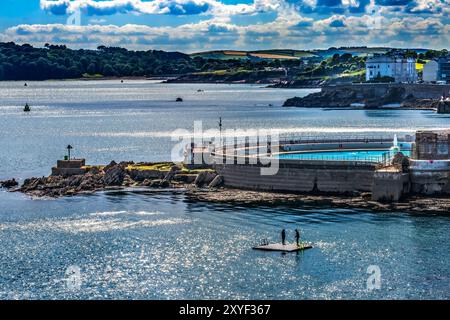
[366,55,417,83]
[423,60,439,82]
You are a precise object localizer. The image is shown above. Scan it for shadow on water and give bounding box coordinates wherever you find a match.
[363,110,406,118]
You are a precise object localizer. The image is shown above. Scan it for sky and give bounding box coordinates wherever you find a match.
[0,0,448,52]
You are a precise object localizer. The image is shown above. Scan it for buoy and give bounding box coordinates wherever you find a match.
[24,83,28,87]
[23,103,31,112]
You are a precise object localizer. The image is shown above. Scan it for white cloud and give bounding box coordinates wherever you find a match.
[1,1,447,51]
[40,0,282,16]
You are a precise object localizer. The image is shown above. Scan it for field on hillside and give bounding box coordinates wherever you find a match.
[191,49,317,60]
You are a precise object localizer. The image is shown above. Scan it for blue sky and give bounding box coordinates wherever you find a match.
[0,0,448,52]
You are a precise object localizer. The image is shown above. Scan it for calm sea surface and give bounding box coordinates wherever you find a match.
[0,80,449,299]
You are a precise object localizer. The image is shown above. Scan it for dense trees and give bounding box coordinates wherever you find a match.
[0,42,311,81]
[418,49,449,61]
[297,53,366,79]
[0,42,196,80]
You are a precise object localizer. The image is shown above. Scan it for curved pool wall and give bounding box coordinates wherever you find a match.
[209,138,450,196]
[211,140,392,194]
[214,158,377,193]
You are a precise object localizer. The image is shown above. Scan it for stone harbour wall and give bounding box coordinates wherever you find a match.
[215,160,376,194]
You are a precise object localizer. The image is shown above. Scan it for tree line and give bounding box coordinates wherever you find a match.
[0,42,305,81]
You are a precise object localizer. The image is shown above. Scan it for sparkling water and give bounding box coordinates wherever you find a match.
[0,81,449,299]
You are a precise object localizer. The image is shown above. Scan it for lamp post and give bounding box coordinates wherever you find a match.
[67,145,73,160]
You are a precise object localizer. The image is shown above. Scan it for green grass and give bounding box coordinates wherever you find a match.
[82,73,104,78]
[339,69,365,77]
[190,49,318,60]
[127,162,174,172]
[127,162,215,174]
[192,69,253,76]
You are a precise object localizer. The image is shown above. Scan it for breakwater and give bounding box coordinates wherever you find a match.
[283,83,450,108]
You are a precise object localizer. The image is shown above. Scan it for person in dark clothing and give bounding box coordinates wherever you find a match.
[281,229,286,245]
[295,229,300,247]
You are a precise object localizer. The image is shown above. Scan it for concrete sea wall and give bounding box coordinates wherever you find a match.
[215,160,376,193]
[409,160,450,194]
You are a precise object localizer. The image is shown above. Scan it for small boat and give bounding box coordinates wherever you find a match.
[23,103,31,112]
[176,97,183,102]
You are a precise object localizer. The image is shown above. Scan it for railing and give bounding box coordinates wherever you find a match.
[197,134,413,146]
[278,135,405,146]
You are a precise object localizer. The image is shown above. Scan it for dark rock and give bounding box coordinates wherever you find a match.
[282,85,431,109]
[102,165,125,186]
[283,88,358,108]
[436,100,450,114]
[194,172,206,186]
[161,164,182,182]
[149,179,161,188]
[140,179,153,186]
[160,180,170,188]
[21,177,46,192]
[1,178,18,189]
[173,174,197,184]
[208,175,223,188]
[147,179,170,188]
[194,171,217,187]
[203,172,217,185]
[122,175,134,187]
[103,160,118,173]
[128,169,164,181]
[78,175,96,190]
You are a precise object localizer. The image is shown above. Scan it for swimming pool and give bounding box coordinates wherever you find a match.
[278,149,412,162]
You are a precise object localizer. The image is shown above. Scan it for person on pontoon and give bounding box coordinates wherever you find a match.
[295,229,300,247]
[281,229,286,245]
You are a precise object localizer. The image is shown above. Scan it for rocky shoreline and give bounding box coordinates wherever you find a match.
[282,84,445,109]
[187,189,450,214]
[1,161,222,198]
[2,162,450,213]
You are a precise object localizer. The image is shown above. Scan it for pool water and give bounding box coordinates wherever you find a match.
[278,149,412,162]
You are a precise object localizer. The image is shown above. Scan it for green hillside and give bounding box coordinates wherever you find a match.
[192,47,429,61]
[190,49,318,60]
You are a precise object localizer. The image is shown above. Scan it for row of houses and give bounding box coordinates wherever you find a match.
[365,53,450,84]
